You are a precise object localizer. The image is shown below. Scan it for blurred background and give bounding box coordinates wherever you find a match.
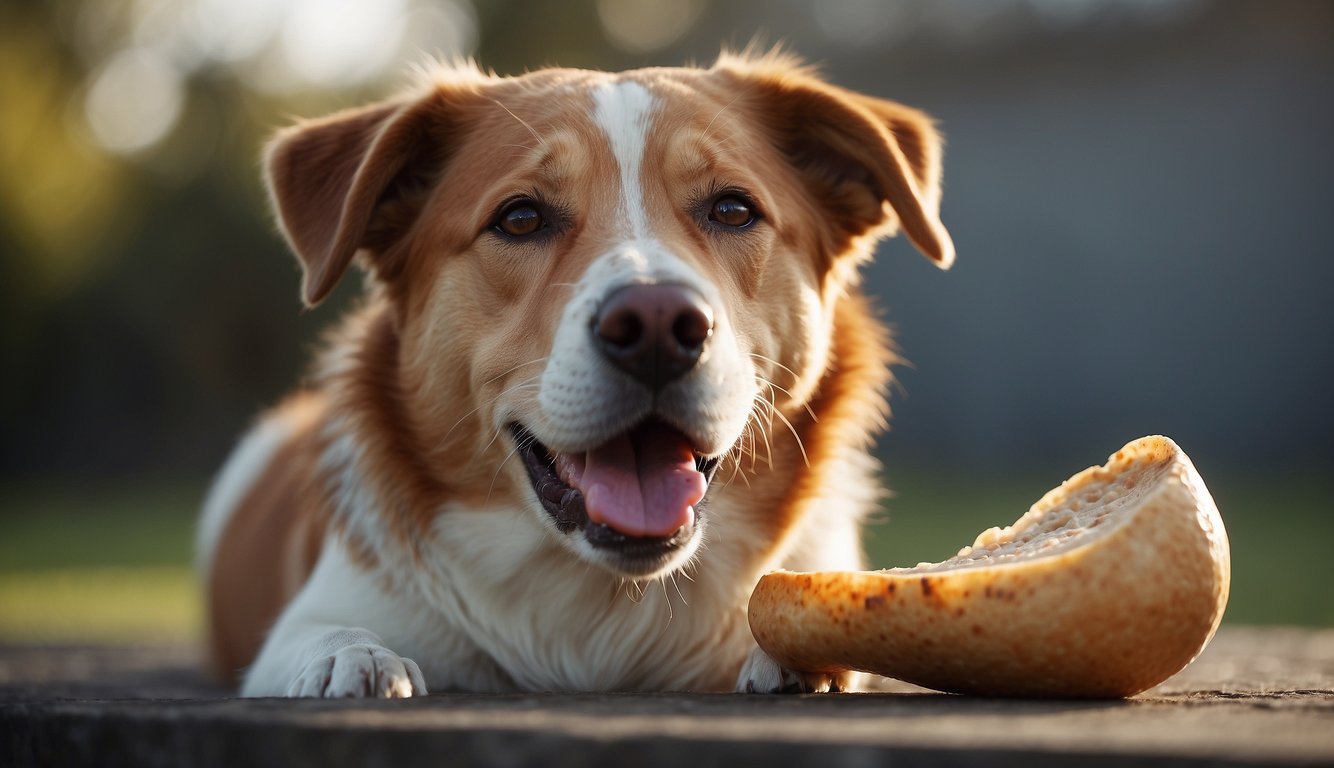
[2,0,1331,645]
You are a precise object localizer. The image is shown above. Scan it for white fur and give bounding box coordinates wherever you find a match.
[418,494,760,691]
[531,79,754,458]
[242,538,441,696]
[240,412,871,695]
[246,469,780,693]
[317,418,409,574]
[196,415,297,580]
[593,80,654,239]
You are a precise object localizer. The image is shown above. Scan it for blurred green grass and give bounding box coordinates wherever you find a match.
[0,481,202,644]
[0,469,1330,645]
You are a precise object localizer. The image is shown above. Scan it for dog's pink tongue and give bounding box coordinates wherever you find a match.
[581,423,705,538]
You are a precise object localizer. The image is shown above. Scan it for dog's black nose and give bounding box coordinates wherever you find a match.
[594,283,714,390]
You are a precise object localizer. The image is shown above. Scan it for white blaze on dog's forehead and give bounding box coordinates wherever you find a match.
[592,80,655,239]
[587,80,702,285]
[534,77,751,456]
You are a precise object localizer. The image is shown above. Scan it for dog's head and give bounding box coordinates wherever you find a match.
[264,53,952,579]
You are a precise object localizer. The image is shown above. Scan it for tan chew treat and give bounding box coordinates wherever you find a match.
[748,436,1231,698]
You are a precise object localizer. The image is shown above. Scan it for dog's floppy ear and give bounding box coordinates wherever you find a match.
[713,54,955,270]
[263,92,454,306]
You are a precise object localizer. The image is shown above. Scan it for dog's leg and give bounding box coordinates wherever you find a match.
[240,539,428,698]
[736,488,870,694]
[735,646,861,694]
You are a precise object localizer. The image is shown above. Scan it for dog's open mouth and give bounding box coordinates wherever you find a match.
[512,420,722,558]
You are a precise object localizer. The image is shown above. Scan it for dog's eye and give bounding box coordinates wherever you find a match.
[709,195,756,228]
[495,201,544,237]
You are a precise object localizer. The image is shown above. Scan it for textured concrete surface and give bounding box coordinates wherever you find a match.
[2,626,1332,767]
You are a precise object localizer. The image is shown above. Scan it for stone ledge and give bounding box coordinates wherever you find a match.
[3,627,1332,767]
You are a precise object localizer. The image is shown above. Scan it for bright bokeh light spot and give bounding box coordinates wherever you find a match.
[182,0,287,64]
[279,0,409,89]
[84,47,184,155]
[597,0,703,54]
[399,1,478,68]
[75,0,479,155]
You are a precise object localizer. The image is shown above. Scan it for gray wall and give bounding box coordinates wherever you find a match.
[785,3,1334,472]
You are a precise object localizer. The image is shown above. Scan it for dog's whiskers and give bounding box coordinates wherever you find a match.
[489,97,543,147]
[747,352,801,384]
[496,142,541,155]
[761,377,818,424]
[700,94,741,148]
[474,382,543,456]
[742,422,760,474]
[668,572,688,607]
[754,391,778,470]
[483,437,529,506]
[737,376,810,472]
[739,411,758,475]
[448,393,537,451]
[744,387,778,472]
[750,354,819,422]
[715,432,750,490]
[768,398,810,468]
[438,371,544,448]
[671,546,701,584]
[659,579,674,624]
[482,357,549,388]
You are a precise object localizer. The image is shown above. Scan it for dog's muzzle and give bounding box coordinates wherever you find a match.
[592,283,713,392]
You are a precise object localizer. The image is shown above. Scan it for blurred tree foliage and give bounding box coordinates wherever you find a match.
[2,2,317,477]
[0,0,648,479]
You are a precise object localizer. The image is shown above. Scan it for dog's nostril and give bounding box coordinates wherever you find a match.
[597,307,644,350]
[594,283,715,390]
[672,307,712,351]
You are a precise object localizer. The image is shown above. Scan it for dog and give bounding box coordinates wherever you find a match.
[197,50,954,697]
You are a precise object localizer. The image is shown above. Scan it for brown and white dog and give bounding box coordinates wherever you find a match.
[197,51,954,697]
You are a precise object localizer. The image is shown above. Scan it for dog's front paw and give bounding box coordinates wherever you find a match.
[735,646,857,694]
[286,643,428,698]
